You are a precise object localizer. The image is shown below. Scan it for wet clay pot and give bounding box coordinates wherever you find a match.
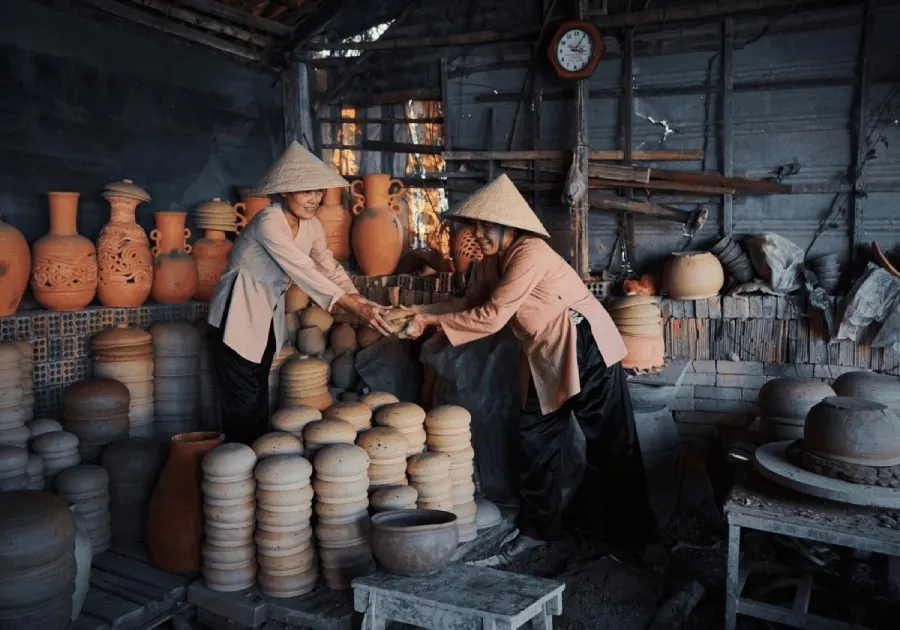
[30,192,98,311]
[370,509,458,576]
[316,188,351,262]
[96,181,153,308]
[235,195,270,231]
[351,175,405,277]
[146,431,224,572]
[831,371,900,408]
[0,215,30,316]
[192,230,233,301]
[803,396,900,466]
[451,224,483,275]
[150,211,197,304]
[757,378,836,423]
[661,251,724,300]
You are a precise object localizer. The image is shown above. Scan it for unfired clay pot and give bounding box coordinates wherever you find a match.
[96,181,153,308]
[0,215,30,316]
[313,443,370,481]
[832,371,900,408]
[251,432,303,459]
[192,230,233,301]
[297,326,327,356]
[30,192,98,311]
[270,406,322,437]
[235,195,270,231]
[330,324,358,353]
[370,509,458,576]
[150,211,197,304]
[451,224,483,275]
[361,392,400,413]
[351,175,405,277]
[324,402,372,433]
[757,378,836,423]
[661,251,724,300]
[316,188,352,262]
[804,396,900,465]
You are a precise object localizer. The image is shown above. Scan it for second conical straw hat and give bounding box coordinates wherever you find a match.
[254,141,349,195]
[445,174,549,237]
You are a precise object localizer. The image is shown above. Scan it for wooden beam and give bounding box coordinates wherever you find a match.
[620,25,635,272]
[502,160,650,184]
[304,27,539,51]
[591,178,736,195]
[722,18,735,236]
[283,60,315,149]
[178,0,291,36]
[325,88,441,106]
[127,0,271,47]
[589,193,698,223]
[588,0,844,26]
[850,0,875,266]
[572,0,590,278]
[443,149,704,161]
[650,170,791,195]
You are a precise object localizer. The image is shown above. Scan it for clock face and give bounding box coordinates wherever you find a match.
[555,28,595,73]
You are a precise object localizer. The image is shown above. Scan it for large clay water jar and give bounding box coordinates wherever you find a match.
[30,193,98,311]
[192,230,233,301]
[350,175,405,276]
[662,251,724,300]
[146,431,224,572]
[96,180,153,308]
[235,195,270,231]
[150,211,198,304]
[316,187,352,261]
[0,215,30,316]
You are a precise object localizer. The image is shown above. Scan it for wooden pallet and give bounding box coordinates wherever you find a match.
[68,546,191,630]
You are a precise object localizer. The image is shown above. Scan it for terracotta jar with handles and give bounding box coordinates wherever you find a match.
[0,215,30,316]
[192,230,233,301]
[96,180,153,308]
[150,211,197,304]
[235,195,271,232]
[30,192,98,311]
[316,187,351,262]
[350,175,405,277]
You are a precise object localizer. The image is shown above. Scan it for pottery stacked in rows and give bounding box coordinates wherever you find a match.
[151,323,201,440]
[0,342,28,448]
[756,378,836,442]
[269,345,298,412]
[357,427,408,491]
[26,453,45,489]
[303,418,356,461]
[91,325,155,438]
[281,356,332,411]
[607,296,665,371]
[407,452,455,512]
[101,438,166,545]
[252,431,304,461]
[55,464,111,555]
[196,321,219,431]
[32,431,81,486]
[256,454,317,597]
[313,444,375,590]
[370,485,418,513]
[361,392,400,414]
[271,405,321,440]
[426,405,477,542]
[375,402,427,456]
[0,445,29,490]
[710,236,754,283]
[12,341,34,422]
[201,443,258,592]
[62,379,130,464]
[324,401,372,434]
[0,491,77,629]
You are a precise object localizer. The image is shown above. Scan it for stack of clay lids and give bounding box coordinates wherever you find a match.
[0,445,28,491]
[330,325,358,355]
[101,438,166,545]
[56,464,112,555]
[103,178,151,202]
[151,323,202,440]
[281,356,332,410]
[360,391,399,413]
[195,197,238,233]
[756,378,836,443]
[370,485,418,513]
[324,402,372,433]
[11,341,33,423]
[31,430,81,486]
[302,419,355,461]
[201,443,258,592]
[606,296,665,371]
[374,402,426,456]
[196,321,218,432]
[313,444,374,590]
[92,325,155,438]
[407,452,454,511]
[26,417,63,440]
[252,432,304,460]
[0,342,27,449]
[255,454,317,597]
[25,453,44,490]
[269,344,298,412]
[425,405,477,542]
[271,405,321,438]
[356,427,408,490]
[62,379,130,464]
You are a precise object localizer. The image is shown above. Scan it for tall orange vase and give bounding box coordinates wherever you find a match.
[97,181,153,307]
[150,211,197,304]
[350,175,405,276]
[316,187,351,261]
[146,431,224,572]
[192,229,233,301]
[0,215,30,316]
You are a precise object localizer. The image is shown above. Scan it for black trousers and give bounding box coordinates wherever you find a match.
[516,318,658,545]
[210,289,276,446]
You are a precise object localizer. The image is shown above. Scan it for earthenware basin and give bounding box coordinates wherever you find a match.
[757,378,836,421]
[832,371,900,409]
[804,396,900,465]
[370,509,458,576]
[662,251,724,300]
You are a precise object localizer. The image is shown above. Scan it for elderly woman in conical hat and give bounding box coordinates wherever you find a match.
[404,174,658,552]
[207,142,391,445]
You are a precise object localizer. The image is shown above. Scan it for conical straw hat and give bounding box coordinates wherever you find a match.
[254,141,349,195]
[445,174,549,237]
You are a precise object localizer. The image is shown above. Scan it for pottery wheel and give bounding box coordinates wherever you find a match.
[753,441,900,508]
[785,441,900,489]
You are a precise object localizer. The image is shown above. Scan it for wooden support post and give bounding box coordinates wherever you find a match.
[572,0,591,278]
[721,18,735,237]
[850,0,875,266]
[283,60,315,150]
[620,26,635,274]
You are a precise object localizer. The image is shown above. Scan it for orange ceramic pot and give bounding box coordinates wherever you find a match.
[350,176,405,277]
[316,188,351,262]
[146,431,224,572]
[150,211,198,304]
[0,215,30,316]
[97,192,153,308]
[662,251,724,300]
[192,230,233,301]
[30,192,98,311]
[621,333,665,371]
[235,195,270,232]
[353,174,404,210]
[451,224,483,275]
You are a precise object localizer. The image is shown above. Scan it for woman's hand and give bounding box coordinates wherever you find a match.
[403,313,438,340]
[337,294,393,336]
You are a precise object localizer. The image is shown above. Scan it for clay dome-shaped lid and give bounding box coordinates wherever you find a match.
[757,378,835,419]
[360,391,400,412]
[252,432,304,459]
[31,430,79,454]
[323,402,372,430]
[0,491,76,569]
[313,443,369,475]
[303,419,356,445]
[832,371,900,406]
[149,322,201,354]
[356,427,408,460]
[375,402,426,429]
[425,405,471,431]
[101,438,166,481]
[254,453,313,486]
[63,378,130,416]
[0,342,22,366]
[271,406,322,433]
[0,445,28,474]
[804,396,900,465]
[202,443,258,477]
[195,197,234,216]
[55,464,109,495]
[26,417,64,438]
[370,484,418,509]
[282,356,328,380]
[102,178,151,202]
[0,424,31,445]
[92,324,152,350]
[25,454,44,476]
[406,452,451,477]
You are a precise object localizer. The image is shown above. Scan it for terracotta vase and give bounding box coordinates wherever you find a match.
[30,193,98,311]
[316,188,352,261]
[620,333,665,370]
[146,431,224,572]
[235,195,270,232]
[150,211,198,304]
[97,191,153,308]
[451,224,483,275]
[0,216,30,317]
[192,230,233,301]
[350,176,405,277]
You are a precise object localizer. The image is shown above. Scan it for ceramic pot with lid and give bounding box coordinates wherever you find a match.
[96,180,153,307]
[803,396,900,466]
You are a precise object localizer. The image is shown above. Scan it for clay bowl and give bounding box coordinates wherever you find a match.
[803,396,900,466]
[370,509,458,576]
[832,371,900,408]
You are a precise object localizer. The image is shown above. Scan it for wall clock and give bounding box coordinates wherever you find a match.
[547,20,603,80]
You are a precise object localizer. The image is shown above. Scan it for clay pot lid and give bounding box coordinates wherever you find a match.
[252,432,304,459]
[149,322,202,353]
[202,443,258,478]
[303,419,356,445]
[92,325,153,350]
[102,179,151,203]
[0,425,30,443]
[606,295,660,312]
[0,445,28,474]
[31,430,79,453]
[55,464,109,495]
[424,405,471,431]
[63,379,130,416]
[271,406,322,433]
[254,453,313,486]
[26,418,64,438]
[323,402,372,428]
[9,340,33,361]
[375,402,426,429]
[196,197,234,215]
[330,325,358,351]
[370,485,418,508]
[313,443,370,475]
[0,343,22,366]
[282,357,328,379]
[355,427,408,459]
[0,490,76,552]
[25,454,44,476]
[407,452,451,477]
[360,392,400,411]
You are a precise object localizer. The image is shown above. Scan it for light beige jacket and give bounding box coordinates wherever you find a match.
[207,205,357,362]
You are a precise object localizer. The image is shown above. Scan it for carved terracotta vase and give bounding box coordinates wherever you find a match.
[235,195,270,232]
[0,215,30,316]
[150,211,197,304]
[31,192,98,311]
[96,181,153,308]
[451,224,483,275]
[316,187,352,262]
[350,175,405,276]
[192,230,233,301]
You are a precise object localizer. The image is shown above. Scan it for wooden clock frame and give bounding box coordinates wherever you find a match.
[547,20,604,80]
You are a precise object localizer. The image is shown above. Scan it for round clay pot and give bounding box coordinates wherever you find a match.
[313,443,370,481]
[30,192,98,311]
[330,353,359,389]
[55,464,109,498]
[270,406,322,436]
[424,406,471,433]
[63,379,130,418]
[96,184,153,308]
[368,461,408,484]
[251,432,304,459]
[324,402,372,432]
[299,305,334,333]
[192,230,233,301]
[371,485,418,512]
[330,324,358,353]
[303,419,356,449]
[316,188,352,262]
[149,211,197,304]
[255,526,314,553]
[256,484,314,509]
[315,519,369,546]
[370,509,458,576]
[350,203,403,277]
[296,326,327,355]
[375,402,425,430]
[832,371,900,408]
[202,443,258,482]
[803,396,900,465]
[357,326,383,349]
[757,378,836,420]
[356,427,408,464]
[258,541,315,570]
[202,561,257,592]
[662,251,724,300]
[620,334,665,371]
[450,224,483,275]
[413,476,453,500]
[425,432,471,451]
[256,507,313,531]
[0,215,30,316]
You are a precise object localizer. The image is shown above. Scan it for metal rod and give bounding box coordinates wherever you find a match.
[722,18,735,237]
